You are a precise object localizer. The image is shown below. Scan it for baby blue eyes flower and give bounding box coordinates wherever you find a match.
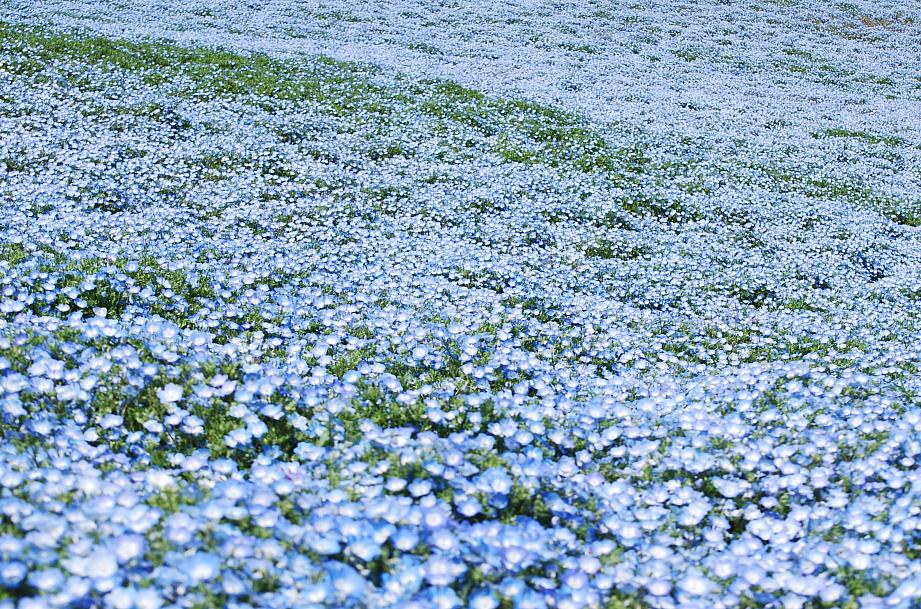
[420,505,451,529]
[105,587,135,609]
[478,468,513,495]
[143,419,164,433]
[577,556,600,575]
[679,571,713,596]
[183,553,221,583]
[819,584,845,604]
[225,427,250,447]
[311,536,341,555]
[886,578,920,605]
[155,383,183,404]
[67,551,118,580]
[328,563,367,599]
[502,546,531,571]
[392,528,419,551]
[408,480,432,497]
[457,498,482,517]
[426,586,462,608]
[222,574,246,595]
[386,478,408,492]
[302,582,331,604]
[424,555,466,586]
[647,579,671,596]
[515,588,547,609]
[110,535,145,563]
[181,415,205,435]
[3,8,920,609]
[739,564,766,587]
[0,562,26,586]
[678,499,710,526]
[1,397,25,417]
[348,537,382,561]
[99,413,123,429]
[134,589,163,609]
[470,590,499,609]
[430,529,458,552]
[28,568,64,592]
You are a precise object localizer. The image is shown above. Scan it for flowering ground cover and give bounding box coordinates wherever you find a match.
[1,2,921,608]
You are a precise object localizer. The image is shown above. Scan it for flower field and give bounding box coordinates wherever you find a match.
[1,1,920,608]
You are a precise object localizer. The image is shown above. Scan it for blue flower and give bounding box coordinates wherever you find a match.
[28,569,64,592]
[182,553,221,583]
[0,562,26,587]
[423,555,465,586]
[327,562,366,600]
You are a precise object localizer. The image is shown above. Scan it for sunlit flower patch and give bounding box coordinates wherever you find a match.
[1,3,920,608]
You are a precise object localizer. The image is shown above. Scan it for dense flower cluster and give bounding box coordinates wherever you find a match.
[6,0,919,203]
[0,3,920,609]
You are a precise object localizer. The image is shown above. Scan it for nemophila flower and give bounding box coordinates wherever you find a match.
[348,537,381,561]
[180,450,209,472]
[65,550,118,580]
[679,499,711,527]
[457,497,482,517]
[678,570,713,597]
[647,579,672,596]
[1,396,25,418]
[222,573,247,595]
[225,427,251,448]
[182,553,221,583]
[424,555,466,586]
[425,586,462,609]
[392,528,419,552]
[155,383,183,404]
[430,528,458,552]
[408,480,432,497]
[0,561,26,586]
[310,535,341,555]
[2,5,921,608]
[28,568,64,592]
[134,588,163,609]
[110,534,145,563]
[181,414,205,435]
[98,413,123,429]
[386,478,408,493]
[327,562,367,600]
[105,587,136,609]
[502,546,532,571]
[470,590,500,609]
[248,419,269,438]
[420,504,451,529]
[477,468,513,495]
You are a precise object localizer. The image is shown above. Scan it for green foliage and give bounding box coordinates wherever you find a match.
[673,48,698,61]
[620,194,700,222]
[0,20,669,194]
[502,482,553,526]
[0,21,388,117]
[0,242,28,266]
[407,41,443,55]
[585,240,648,260]
[559,42,598,54]
[747,162,921,226]
[814,128,905,147]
